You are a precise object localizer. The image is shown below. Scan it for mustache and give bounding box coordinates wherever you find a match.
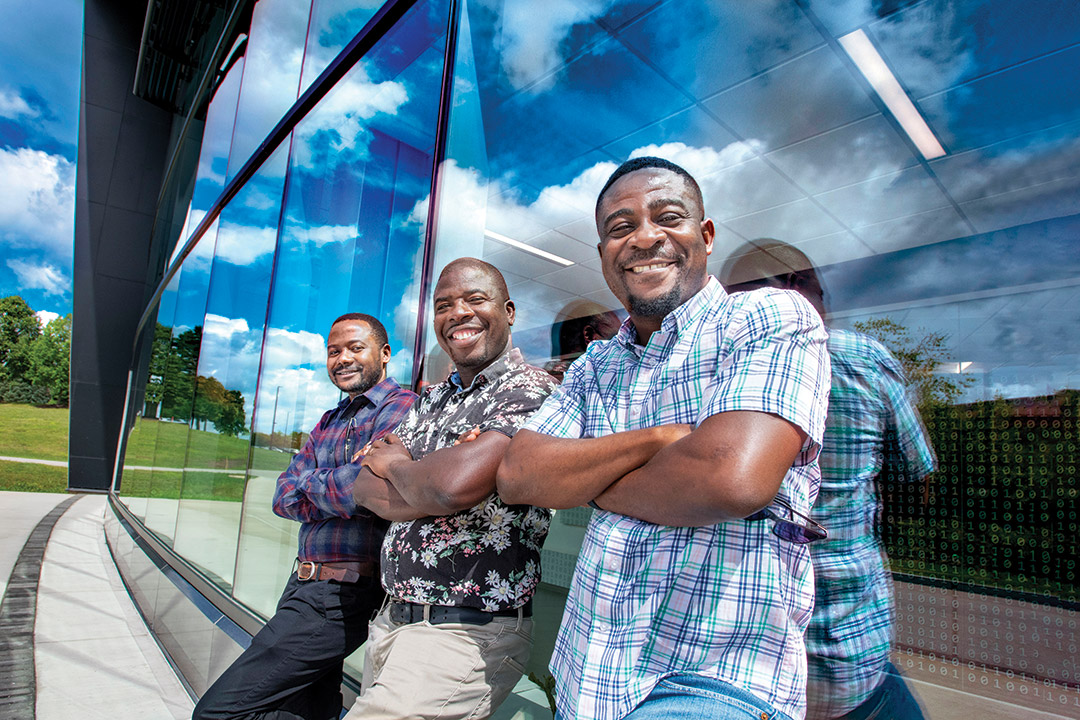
[333,365,360,373]
[621,249,682,267]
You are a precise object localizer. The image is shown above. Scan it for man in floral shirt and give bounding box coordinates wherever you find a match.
[345,258,557,720]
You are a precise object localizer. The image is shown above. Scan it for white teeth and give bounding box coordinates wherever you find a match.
[630,263,669,273]
[451,329,480,341]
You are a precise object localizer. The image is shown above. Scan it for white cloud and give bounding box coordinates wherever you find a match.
[203,313,250,339]
[213,221,278,266]
[482,0,618,91]
[0,147,75,259]
[292,62,409,166]
[0,87,37,119]
[35,309,59,326]
[7,258,68,295]
[297,224,359,247]
[262,326,327,369]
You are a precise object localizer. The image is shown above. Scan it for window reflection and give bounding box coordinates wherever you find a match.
[232,0,450,628]
[110,0,1080,715]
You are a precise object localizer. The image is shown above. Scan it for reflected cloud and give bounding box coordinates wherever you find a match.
[292,62,409,167]
[213,222,279,266]
[477,0,618,91]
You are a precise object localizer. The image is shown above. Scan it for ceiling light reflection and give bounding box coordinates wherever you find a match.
[838,29,946,160]
[484,229,574,267]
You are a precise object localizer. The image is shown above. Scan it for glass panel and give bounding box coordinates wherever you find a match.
[231,0,448,641]
[170,0,314,590]
[298,0,386,92]
[171,144,291,589]
[427,0,1080,716]
[224,0,312,184]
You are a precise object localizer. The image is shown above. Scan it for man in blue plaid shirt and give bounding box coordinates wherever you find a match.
[194,313,415,720]
[723,240,935,720]
[499,157,831,720]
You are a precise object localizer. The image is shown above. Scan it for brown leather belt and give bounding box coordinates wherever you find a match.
[295,560,376,583]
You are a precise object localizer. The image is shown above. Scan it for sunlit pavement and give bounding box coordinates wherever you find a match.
[1,489,1076,720]
[0,491,192,719]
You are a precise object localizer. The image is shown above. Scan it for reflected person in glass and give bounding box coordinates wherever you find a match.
[193,314,416,720]
[722,239,936,720]
[544,299,621,381]
[347,258,557,720]
[498,157,831,720]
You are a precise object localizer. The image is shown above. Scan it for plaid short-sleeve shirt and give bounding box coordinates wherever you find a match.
[806,329,936,719]
[523,278,830,720]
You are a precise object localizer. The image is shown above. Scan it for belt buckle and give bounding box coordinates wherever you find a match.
[297,561,317,581]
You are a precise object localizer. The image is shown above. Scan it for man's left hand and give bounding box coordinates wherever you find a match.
[360,433,413,478]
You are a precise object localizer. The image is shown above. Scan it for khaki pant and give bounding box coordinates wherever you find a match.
[344,605,532,720]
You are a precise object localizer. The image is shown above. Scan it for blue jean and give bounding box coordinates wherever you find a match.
[839,664,925,720]
[558,674,793,720]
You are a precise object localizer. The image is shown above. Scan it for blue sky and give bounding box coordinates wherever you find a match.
[0,0,82,322]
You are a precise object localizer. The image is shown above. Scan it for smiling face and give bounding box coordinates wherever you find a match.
[433,261,515,387]
[326,320,391,398]
[596,168,715,339]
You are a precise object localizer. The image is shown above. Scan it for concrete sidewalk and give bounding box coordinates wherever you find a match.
[0,491,193,719]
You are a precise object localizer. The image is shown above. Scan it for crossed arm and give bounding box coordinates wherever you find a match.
[497,410,807,527]
[352,429,510,521]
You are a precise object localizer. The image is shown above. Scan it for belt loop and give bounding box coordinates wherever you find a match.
[423,604,431,624]
[516,605,523,631]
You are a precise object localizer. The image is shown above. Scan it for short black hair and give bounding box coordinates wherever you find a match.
[595,156,704,218]
[330,313,389,348]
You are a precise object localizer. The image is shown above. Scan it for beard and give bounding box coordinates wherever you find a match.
[627,281,687,319]
[333,363,383,396]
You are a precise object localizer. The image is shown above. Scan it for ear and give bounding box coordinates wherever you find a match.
[596,242,603,261]
[380,344,392,366]
[504,299,516,326]
[701,218,716,256]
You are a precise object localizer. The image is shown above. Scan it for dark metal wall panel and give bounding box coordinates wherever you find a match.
[71,0,174,491]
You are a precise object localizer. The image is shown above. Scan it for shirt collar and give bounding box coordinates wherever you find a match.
[337,376,402,414]
[614,276,725,349]
[448,346,524,393]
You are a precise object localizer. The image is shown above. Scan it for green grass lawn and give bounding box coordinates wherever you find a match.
[0,403,69,461]
[0,460,68,493]
[0,403,289,497]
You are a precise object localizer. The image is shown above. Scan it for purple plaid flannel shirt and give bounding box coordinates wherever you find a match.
[273,377,416,563]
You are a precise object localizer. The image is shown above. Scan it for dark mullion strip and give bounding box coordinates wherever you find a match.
[412,0,462,392]
[0,494,83,719]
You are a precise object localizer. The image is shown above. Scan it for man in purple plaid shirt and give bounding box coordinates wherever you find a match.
[193,313,416,720]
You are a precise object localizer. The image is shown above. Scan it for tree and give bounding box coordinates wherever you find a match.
[0,296,41,381]
[853,316,975,410]
[216,389,247,437]
[143,323,173,417]
[160,326,202,421]
[24,314,71,405]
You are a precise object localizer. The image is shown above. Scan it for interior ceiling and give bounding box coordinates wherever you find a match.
[135,0,240,115]
[477,0,1080,313]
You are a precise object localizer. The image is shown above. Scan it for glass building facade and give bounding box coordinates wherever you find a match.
[103,0,1080,715]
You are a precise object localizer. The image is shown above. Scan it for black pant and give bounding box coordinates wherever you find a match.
[192,573,384,720]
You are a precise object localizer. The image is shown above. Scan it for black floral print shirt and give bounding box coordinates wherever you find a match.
[381,347,557,611]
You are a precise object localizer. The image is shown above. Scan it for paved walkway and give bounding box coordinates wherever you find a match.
[0,491,193,719]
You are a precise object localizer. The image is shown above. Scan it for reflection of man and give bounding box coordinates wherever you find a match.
[722,239,935,720]
[193,314,415,720]
[498,157,831,720]
[345,258,557,720]
[545,299,621,381]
